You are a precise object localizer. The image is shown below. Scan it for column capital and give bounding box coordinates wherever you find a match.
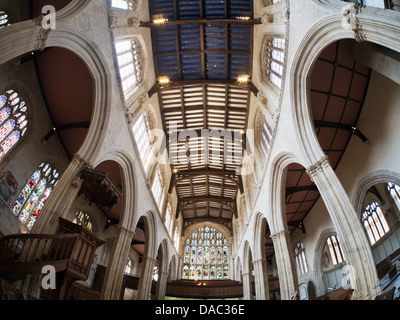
[117,225,136,238]
[270,229,289,241]
[306,155,330,182]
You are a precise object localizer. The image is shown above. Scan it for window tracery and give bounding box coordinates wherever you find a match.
[0,90,28,161]
[115,39,143,98]
[262,37,286,88]
[12,162,59,230]
[362,201,390,245]
[182,226,229,280]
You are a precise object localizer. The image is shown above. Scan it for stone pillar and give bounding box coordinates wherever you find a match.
[31,154,87,234]
[253,258,270,300]
[242,271,254,300]
[137,256,157,300]
[177,256,183,280]
[271,229,298,300]
[154,270,169,300]
[230,256,236,280]
[100,226,135,300]
[306,156,380,299]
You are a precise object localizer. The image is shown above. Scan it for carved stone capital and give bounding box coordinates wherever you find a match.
[306,155,330,182]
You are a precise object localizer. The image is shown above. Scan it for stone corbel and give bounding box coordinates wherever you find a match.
[261,13,274,25]
[342,3,366,43]
[108,10,140,29]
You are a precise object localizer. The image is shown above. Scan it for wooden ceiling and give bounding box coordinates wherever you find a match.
[265,39,371,259]
[147,0,258,223]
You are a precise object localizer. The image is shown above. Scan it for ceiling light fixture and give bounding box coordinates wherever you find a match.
[153,16,168,24]
[237,75,249,83]
[158,76,170,85]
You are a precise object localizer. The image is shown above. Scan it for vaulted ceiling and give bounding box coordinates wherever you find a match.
[146,0,259,224]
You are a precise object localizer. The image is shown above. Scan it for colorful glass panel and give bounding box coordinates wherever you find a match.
[12,163,59,230]
[362,201,390,245]
[0,90,28,161]
[182,226,229,280]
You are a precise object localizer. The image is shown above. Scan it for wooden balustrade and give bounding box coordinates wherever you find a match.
[0,217,104,300]
[0,233,79,275]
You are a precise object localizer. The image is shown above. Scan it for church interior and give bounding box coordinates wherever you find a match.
[0,0,400,301]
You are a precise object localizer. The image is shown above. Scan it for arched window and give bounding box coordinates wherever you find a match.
[362,201,390,245]
[182,226,229,280]
[262,37,286,88]
[125,257,133,274]
[112,0,136,10]
[257,111,273,158]
[153,265,159,281]
[173,225,180,249]
[0,11,10,28]
[387,182,400,213]
[295,242,309,276]
[326,235,345,266]
[0,90,28,161]
[151,166,165,212]
[73,210,93,232]
[115,39,143,98]
[12,162,59,230]
[132,111,153,172]
[164,202,173,236]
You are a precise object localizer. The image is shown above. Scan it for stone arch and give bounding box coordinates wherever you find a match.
[352,169,400,218]
[168,254,178,280]
[93,150,137,232]
[136,210,159,259]
[267,151,304,233]
[0,25,113,163]
[253,212,269,261]
[290,10,400,168]
[313,228,342,296]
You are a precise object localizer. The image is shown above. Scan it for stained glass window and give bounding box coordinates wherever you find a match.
[182,226,229,280]
[0,90,28,161]
[362,201,390,245]
[263,37,286,88]
[326,235,345,266]
[115,39,143,98]
[73,210,93,232]
[0,11,10,28]
[12,162,59,230]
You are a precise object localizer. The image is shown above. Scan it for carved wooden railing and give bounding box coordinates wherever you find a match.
[0,233,79,276]
[0,218,104,300]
